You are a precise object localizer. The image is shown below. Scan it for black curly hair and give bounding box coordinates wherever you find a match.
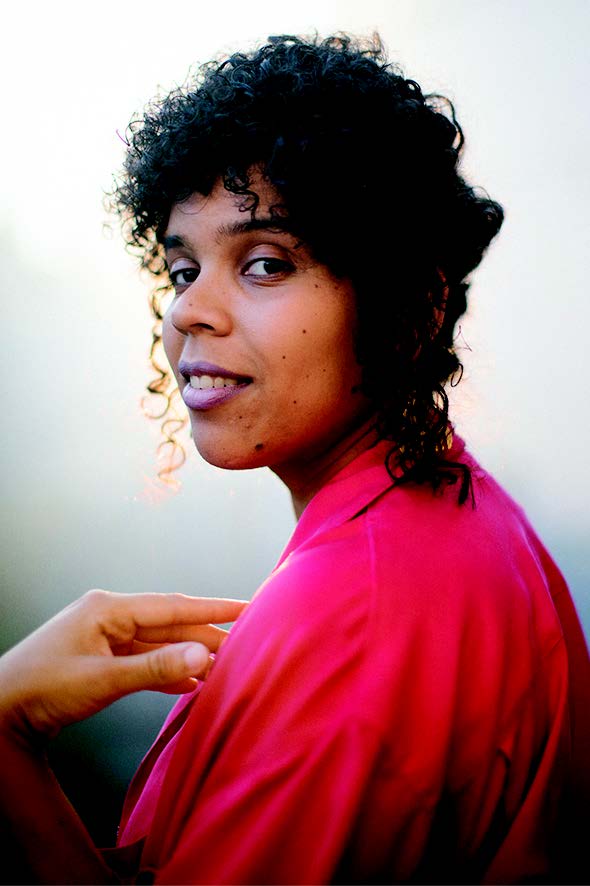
[112,33,503,502]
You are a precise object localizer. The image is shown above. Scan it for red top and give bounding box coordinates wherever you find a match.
[115,436,590,884]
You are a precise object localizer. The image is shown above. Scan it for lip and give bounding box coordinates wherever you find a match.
[178,359,252,412]
[181,381,249,411]
[178,360,252,383]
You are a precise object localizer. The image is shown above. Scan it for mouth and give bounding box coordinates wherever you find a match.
[178,360,253,411]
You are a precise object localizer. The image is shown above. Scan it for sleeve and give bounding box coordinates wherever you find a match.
[142,532,389,885]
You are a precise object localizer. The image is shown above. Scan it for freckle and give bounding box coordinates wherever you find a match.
[314,284,318,289]
[255,443,264,451]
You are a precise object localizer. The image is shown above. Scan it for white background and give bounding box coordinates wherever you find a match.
[1,0,588,823]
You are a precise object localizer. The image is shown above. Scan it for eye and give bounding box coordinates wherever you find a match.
[243,257,293,278]
[169,266,199,288]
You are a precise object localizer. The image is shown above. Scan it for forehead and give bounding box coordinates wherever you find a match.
[164,174,282,240]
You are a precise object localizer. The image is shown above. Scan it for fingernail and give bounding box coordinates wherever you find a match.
[183,644,208,671]
[204,652,217,679]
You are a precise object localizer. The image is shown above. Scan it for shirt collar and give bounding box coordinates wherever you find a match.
[275,431,466,570]
[275,439,395,569]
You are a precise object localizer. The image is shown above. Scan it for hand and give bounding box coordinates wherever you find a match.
[0,590,248,740]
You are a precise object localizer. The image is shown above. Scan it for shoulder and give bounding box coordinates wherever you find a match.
[364,457,563,626]
[236,524,374,683]
[247,455,564,653]
[220,450,567,731]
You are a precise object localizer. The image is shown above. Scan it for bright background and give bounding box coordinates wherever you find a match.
[1,0,588,845]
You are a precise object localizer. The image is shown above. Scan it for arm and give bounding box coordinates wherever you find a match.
[140,556,389,884]
[137,529,572,885]
[0,590,248,884]
[0,729,116,884]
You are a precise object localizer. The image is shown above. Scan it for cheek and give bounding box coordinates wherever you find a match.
[300,303,359,379]
[271,309,361,412]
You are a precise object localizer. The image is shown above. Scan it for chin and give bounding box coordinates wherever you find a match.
[191,437,270,472]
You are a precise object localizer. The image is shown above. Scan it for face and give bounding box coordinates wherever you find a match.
[162,176,373,481]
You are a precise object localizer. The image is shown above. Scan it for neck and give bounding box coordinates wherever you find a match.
[272,416,381,520]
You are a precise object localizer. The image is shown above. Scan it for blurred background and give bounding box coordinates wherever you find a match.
[1,0,588,852]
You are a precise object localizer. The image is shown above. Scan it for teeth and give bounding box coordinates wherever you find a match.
[189,375,239,390]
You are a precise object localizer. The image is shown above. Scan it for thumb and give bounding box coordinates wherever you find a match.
[110,642,211,695]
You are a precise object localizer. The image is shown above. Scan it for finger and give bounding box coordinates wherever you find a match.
[118,594,249,629]
[133,624,230,650]
[157,676,201,694]
[112,626,228,657]
[108,642,211,695]
[157,654,216,693]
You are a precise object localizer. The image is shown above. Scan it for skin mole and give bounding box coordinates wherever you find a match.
[255,443,264,451]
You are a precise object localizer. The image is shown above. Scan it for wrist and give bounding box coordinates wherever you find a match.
[0,702,52,751]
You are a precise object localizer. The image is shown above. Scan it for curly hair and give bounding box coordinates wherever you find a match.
[111,33,503,501]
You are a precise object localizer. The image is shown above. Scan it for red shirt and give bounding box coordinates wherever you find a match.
[116,437,590,883]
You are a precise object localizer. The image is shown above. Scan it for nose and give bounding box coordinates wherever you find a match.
[168,272,233,337]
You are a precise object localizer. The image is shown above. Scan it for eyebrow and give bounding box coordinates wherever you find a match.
[162,216,296,252]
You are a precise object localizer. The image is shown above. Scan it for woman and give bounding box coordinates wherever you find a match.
[1,34,589,884]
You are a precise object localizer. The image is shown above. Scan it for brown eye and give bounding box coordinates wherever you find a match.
[170,267,200,287]
[243,258,293,277]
